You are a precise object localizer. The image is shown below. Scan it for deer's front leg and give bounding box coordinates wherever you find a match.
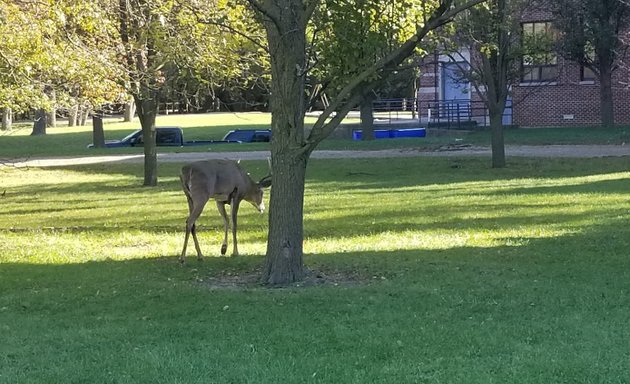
[216,201,229,256]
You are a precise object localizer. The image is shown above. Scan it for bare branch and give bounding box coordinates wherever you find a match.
[245,0,282,31]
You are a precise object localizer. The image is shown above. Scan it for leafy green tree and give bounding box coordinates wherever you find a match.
[312,0,422,140]
[0,1,53,133]
[552,0,630,127]
[242,0,485,284]
[445,0,527,168]
[0,0,123,136]
[117,0,177,186]
[164,0,270,112]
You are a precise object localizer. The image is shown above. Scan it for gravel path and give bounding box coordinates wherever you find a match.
[6,144,630,168]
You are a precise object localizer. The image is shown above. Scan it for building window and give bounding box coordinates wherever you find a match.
[580,49,596,82]
[581,65,596,82]
[521,21,558,82]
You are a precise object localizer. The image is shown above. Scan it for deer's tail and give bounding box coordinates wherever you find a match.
[180,165,194,196]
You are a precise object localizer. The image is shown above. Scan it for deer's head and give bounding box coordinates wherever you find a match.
[247,174,272,213]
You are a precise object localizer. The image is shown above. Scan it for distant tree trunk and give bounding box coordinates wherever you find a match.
[135,96,158,186]
[46,89,57,128]
[68,104,78,127]
[1,108,12,131]
[489,108,506,168]
[79,105,90,126]
[412,69,419,119]
[31,109,47,135]
[599,64,615,127]
[92,110,106,148]
[360,94,375,141]
[123,97,135,122]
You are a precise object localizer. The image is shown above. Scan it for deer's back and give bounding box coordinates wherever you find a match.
[181,159,249,198]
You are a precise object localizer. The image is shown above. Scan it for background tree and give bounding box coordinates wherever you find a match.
[0,0,53,134]
[311,0,423,140]
[169,0,271,113]
[117,0,178,186]
[1,0,123,137]
[242,0,484,284]
[551,0,630,127]
[445,0,526,167]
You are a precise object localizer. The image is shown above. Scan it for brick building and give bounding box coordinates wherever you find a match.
[417,4,630,127]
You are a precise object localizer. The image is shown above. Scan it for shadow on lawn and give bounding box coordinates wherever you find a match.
[1,218,628,292]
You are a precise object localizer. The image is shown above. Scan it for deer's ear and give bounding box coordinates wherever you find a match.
[259,176,272,188]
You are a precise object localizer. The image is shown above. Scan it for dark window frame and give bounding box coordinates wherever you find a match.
[580,65,596,82]
[521,21,558,83]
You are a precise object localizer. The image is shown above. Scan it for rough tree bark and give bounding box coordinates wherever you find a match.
[1,108,12,131]
[31,109,47,135]
[259,0,310,284]
[360,93,375,141]
[252,0,485,285]
[46,89,56,128]
[79,104,90,126]
[92,110,106,148]
[123,96,136,122]
[119,0,160,187]
[136,96,158,186]
[599,60,615,127]
[68,104,78,127]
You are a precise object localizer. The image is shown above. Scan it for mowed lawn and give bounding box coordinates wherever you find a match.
[1,153,630,382]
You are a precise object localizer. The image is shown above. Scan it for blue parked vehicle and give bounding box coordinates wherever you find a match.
[88,127,271,148]
[222,129,271,143]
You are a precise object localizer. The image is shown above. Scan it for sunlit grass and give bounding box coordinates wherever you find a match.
[1,156,630,382]
[2,158,628,264]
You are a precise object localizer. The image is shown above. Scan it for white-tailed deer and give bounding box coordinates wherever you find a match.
[179,159,272,262]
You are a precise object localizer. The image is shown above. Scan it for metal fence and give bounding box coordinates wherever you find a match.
[370,98,513,130]
[421,99,513,130]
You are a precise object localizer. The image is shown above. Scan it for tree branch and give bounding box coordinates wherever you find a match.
[185,2,269,53]
[305,0,487,149]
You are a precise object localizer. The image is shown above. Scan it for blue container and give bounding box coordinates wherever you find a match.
[390,128,426,138]
[352,129,392,140]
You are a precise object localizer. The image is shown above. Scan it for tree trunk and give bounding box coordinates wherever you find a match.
[599,64,614,127]
[260,0,309,285]
[123,97,135,122]
[360,94,375,141]
[92,110,106,148]
[489,108,506,168]
[31,109,47,135]
[136,96,158,186]
[46,89,57,128]
[68,104,78,127]
[79,106,89,126]
[1,108,12,131]
[262,151,308,284]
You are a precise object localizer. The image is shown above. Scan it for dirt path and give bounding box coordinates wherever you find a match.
[6,144,630,168]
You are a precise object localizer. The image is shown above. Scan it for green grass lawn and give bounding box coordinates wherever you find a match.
[1,156,629,383]
[2,112,628,158]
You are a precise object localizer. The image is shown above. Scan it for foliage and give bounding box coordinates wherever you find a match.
[0,0,123,114]
[310,0,423,100]
[0,0,55,112]
[551,0,629,75]
[1,157,630,382]
[175,0,271,111]
[551,0,630,126]
[446,0,528,168]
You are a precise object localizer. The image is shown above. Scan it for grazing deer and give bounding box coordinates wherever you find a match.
[179,159,272,262]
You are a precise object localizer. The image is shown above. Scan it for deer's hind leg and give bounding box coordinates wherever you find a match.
[217,201,230,255]
[182,192,209,262]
